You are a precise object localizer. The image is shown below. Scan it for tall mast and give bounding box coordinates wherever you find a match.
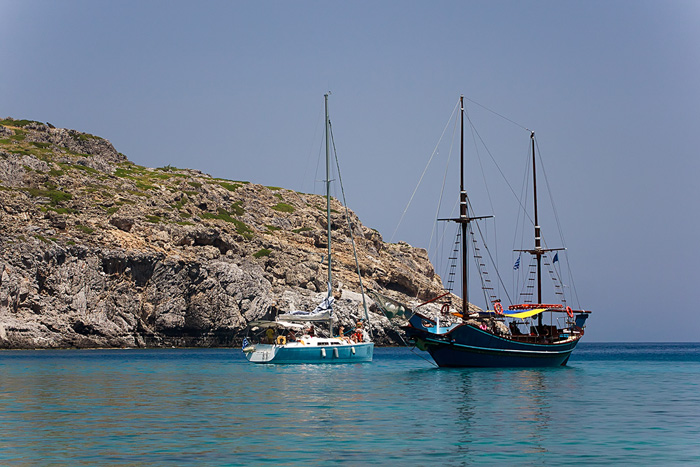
[325,93,332,294]
[325,93,333,336]
[531,131,543,327]
[460,95,468,315]
[438,97,491,315]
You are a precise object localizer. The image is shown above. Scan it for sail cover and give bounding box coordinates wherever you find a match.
[277,296,336,322]
[249,320,305,330]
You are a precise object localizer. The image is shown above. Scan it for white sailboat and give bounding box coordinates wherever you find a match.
[243,94,374,364]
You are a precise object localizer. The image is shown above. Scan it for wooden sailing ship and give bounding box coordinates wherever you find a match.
[403,96,591,367]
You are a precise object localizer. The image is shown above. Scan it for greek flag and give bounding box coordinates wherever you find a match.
[242,337,250,348]
[513,255,521,270]
[553,253,559,264]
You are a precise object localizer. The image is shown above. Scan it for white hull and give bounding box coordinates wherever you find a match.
[243,338,374,364]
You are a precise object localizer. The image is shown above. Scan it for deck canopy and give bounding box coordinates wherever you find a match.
[504,308,546,319]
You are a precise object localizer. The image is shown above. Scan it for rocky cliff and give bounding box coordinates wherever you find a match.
[0,118,449,348]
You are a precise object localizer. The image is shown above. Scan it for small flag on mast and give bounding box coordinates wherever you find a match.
[553,253,559,264]
[513,255,521,270]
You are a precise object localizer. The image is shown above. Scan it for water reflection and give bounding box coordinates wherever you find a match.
[454,372,475,461]
[511,369,550,453]
[433,367,575,464]
[2,347,697,465]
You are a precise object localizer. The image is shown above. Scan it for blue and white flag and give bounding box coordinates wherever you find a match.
[513,255,521,270]
[242,337,250,348]
[553,253,559,264]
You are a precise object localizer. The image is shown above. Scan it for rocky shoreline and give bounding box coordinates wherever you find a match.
[0,118,451,349]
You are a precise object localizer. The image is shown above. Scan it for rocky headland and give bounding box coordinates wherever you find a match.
[0,118,450,348]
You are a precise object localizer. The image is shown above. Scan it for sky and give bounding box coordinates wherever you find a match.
[1,0,699,342]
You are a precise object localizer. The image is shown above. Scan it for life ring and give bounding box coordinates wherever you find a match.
[566,306,573,318]
[494,302,504,315]
[276,335,287,345]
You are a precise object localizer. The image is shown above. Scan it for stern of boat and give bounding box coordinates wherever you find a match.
[243,344,279,363]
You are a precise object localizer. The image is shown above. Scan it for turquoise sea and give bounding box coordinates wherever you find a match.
[1,343,698,466]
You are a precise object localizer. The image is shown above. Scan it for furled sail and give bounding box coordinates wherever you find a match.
[277,296,336,322]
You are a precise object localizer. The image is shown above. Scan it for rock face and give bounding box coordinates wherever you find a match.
[0,118,448,348]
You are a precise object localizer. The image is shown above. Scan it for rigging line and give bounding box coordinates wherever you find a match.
[312,132,325,196]
[545,252,569,305]
[390,99,460,243]
[464,103,497,216]
[541,235,573,300]
[462,95,531,132]
[409,346,440,367]
[434,198,459,284]
[534,136,566,248]
[428,110,459,255]
[466,222,491,307]
[377,310,414,347]
[426,148,442,254]
[442,226,460,292]
[466,114,535,229]
[329,122,373,335]
[517,256,534,300]
[466,196,513,305]
[513,141,532,274]
[537,233,573,306]
[511,138,536,300]
[433,204,456,282]
[301,105,326,196]
[289,113,328,224]
[566,254,581,308]
[534,136,581,308]
[511,148,530,296]
[464,102,501,291]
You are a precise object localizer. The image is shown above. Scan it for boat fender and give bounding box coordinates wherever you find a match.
[321,348,326,358]
[351,346,356,355]
[494,302,504,315]
[333,348,339,358]
[566,306,573,318]
[276,335,287,345]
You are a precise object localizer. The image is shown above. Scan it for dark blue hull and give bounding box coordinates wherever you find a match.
[405,314,582,368]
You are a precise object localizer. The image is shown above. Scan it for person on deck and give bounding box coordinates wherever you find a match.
[509,322,522,335]
[353,327,363,342]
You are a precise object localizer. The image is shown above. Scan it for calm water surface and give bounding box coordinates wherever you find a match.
[1,343,698,465]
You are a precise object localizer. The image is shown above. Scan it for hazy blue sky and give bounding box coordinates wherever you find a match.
[2,0,699,342]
